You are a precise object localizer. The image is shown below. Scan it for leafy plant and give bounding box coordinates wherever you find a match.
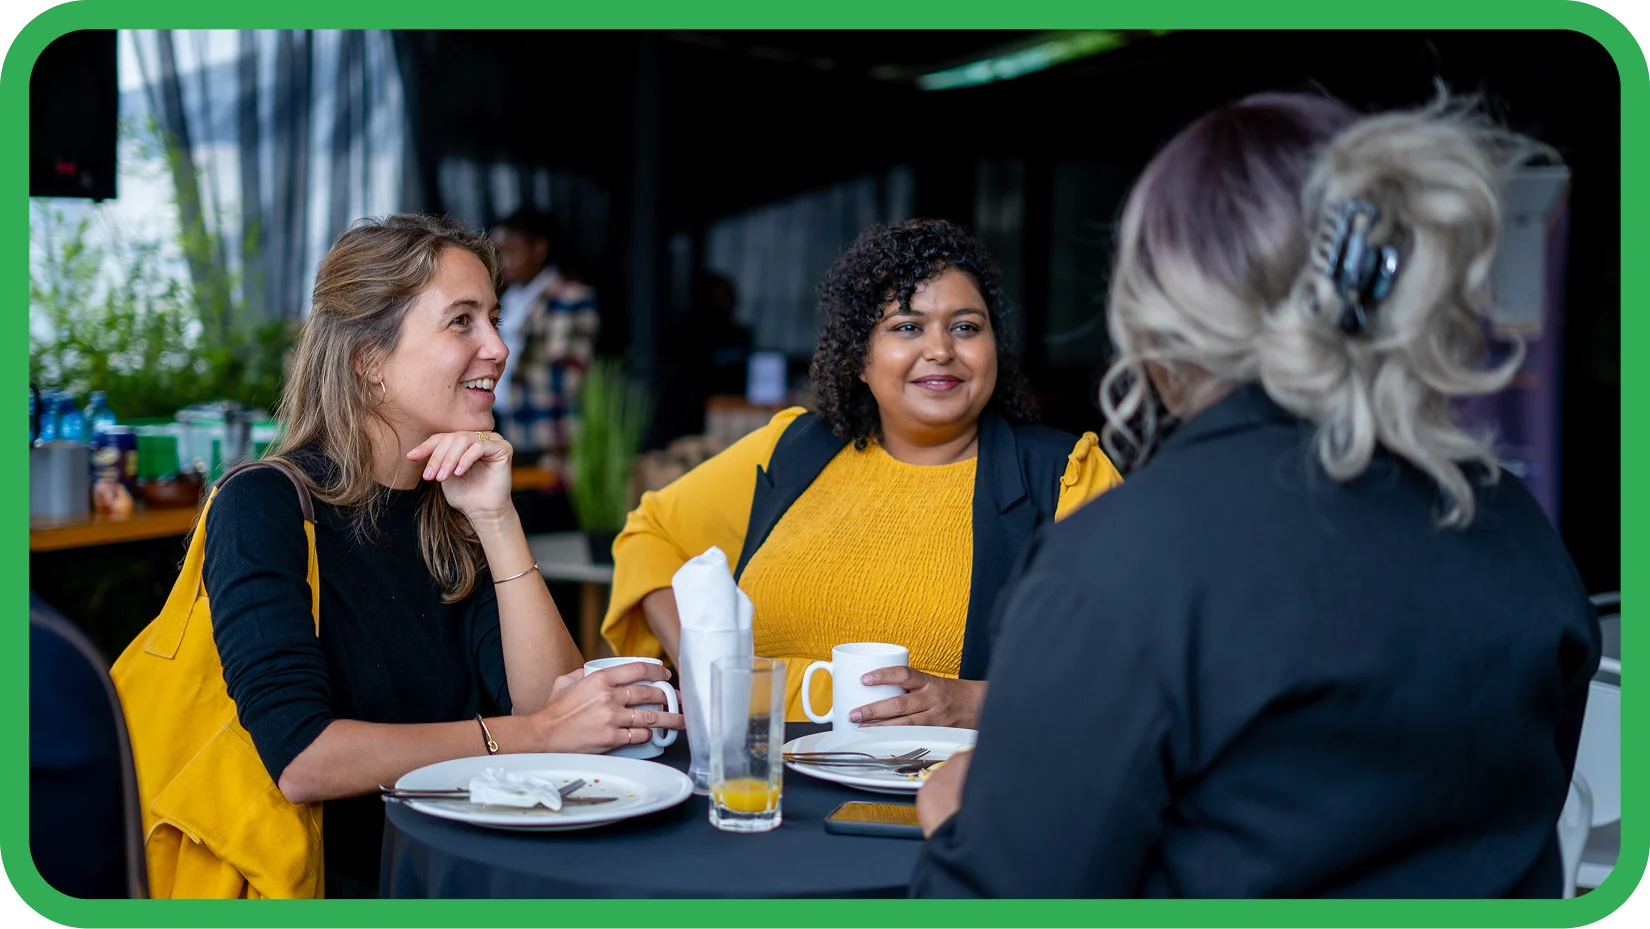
[28,117,293,419]
[567,359,654,534]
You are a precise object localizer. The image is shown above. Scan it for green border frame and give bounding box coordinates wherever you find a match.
[6,0,1642,925]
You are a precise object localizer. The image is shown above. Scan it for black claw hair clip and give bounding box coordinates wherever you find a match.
[1308,199,1402,335]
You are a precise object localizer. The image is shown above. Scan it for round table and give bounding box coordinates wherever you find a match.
[380,723,923,897]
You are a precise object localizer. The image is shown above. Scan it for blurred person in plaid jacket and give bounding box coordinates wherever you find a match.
[491,207,600,477]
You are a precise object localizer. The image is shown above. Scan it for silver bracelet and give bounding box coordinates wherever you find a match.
[493,561,540,585]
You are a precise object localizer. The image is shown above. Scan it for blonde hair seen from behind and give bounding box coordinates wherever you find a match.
[1100,90,1554,526]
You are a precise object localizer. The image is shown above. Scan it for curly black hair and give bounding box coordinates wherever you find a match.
[809,218,1037,449]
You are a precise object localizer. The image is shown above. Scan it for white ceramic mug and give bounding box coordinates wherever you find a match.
[800,643,910,731]
[583,656,680,759]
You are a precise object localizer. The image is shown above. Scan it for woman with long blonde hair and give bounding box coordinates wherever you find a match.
[911,92,1600,898]
[201,214,682,895]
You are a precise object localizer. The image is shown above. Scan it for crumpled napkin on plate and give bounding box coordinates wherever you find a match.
[466,768,564,810]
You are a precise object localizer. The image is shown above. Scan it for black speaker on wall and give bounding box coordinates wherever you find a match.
[30,30,118,201]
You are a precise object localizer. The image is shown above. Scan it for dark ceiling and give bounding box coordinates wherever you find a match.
[396,29,1616,208]
[660,30,1047,80]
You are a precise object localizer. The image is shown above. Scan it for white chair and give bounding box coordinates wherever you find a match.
[1543,592,1618,895]
[1557,774,1594,898]
[1573,678,1620,890]
[1592,592,1620,684]
[1573,591,1621,891]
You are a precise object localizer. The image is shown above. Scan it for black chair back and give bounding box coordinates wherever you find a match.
[29,593,147,899]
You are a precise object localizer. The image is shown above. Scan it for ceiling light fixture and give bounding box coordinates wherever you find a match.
[916,30,1167,91]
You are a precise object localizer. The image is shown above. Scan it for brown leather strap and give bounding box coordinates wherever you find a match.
[213,459,316,523]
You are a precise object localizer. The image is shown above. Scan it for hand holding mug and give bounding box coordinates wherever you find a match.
[850,668,987,729]
[801,643,909,731]
[583,657,683,758]
[533,658,683,755]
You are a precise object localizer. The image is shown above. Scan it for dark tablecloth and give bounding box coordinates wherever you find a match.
[380,723,923,898]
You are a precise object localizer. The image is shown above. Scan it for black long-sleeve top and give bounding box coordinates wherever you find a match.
[203,450,512,892]
[911,384,1600,898]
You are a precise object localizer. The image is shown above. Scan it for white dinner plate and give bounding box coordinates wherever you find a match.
[394,753,693,832]
[782,726,977,795]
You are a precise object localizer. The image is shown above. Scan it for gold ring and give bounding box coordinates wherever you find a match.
[476,431,490,442]
[629,709,636,728]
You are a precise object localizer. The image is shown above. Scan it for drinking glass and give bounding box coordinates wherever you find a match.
[708,656,786,833]
[680,626,753,793]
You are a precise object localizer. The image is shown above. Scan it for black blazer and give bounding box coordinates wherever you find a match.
[734,411,1077,680]
[912,384,1600,898]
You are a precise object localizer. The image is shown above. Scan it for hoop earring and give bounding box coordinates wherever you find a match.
[376,378,387,405]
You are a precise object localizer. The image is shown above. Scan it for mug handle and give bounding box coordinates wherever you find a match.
[646,684,680,747]
[800,660,833,724]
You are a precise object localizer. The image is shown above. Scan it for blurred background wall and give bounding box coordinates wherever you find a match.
[29,29,1620,653]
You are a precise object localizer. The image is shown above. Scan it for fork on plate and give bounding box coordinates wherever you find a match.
[379,777,611,804]
[782,748,930,767]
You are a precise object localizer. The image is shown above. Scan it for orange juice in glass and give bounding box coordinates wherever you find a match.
[709,656,786,832]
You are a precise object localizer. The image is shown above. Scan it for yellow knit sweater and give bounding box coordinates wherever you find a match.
[601,407,1123,721]
[743,444,976,719]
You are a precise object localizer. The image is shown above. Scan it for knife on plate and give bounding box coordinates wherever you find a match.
[380,787,619,805]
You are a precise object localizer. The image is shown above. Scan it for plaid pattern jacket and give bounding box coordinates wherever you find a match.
[498,272,599,470]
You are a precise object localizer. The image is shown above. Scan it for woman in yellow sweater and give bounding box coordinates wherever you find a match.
[603,219,1121,726]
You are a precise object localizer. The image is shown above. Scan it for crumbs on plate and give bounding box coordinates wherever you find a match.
[907,744,974,781]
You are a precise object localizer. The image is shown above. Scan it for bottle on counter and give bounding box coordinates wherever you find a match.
[84,390,118,438]
[54,395,85,443]
[35,389,60,444]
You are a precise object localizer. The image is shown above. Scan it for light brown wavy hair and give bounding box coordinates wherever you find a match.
[267,213,500,602]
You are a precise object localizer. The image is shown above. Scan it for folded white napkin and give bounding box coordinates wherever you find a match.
[673,546,755,789]
[466,768,564,810]
[672,546,753,632]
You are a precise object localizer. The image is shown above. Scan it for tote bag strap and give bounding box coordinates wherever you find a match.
[209,460,320,630]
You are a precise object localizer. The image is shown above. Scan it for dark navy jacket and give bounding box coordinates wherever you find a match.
[912,384,1599,898]
[735,410,1078,680]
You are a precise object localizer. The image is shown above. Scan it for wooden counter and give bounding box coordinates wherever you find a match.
[30,505,203,552]
[29,465,560,552]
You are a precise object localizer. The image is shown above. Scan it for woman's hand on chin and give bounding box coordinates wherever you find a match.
[407,430,514,524]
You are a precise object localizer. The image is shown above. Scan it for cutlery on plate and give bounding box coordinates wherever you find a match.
[783,748,929,764]
[380,777,618,805]
[786,758,947,774]
[892,759,947,775]
[785,753,947,770]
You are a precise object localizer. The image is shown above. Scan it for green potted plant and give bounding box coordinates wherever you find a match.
[567,358,653,564]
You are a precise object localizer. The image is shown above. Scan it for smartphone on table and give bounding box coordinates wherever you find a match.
[823,800,924,839]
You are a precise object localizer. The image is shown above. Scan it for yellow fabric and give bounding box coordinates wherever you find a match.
[1056,431,1124,520]
[109,479,324,899]
[602,408,1123,719]
[602,407,808,660]
[743,445,976,719]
